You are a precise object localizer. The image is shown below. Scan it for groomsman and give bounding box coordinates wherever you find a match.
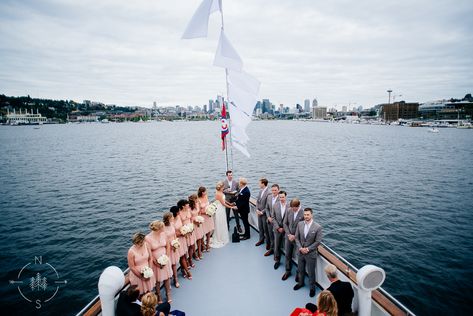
[264,184,280,257]
[255,178,270,247]
[293,208,323,298]
[281,198,304,281]
[223,170,241,233]
[272,190,289,269]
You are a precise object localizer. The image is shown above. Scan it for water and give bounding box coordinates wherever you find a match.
[0,121,472,315]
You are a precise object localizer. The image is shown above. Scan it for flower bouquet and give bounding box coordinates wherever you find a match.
[141,266,153,279]
[185,223,194,233]
[195,215,204,227]
[171,238,180,252]
[156,254,169,269]
[180,225,190,235]
[205,201,218,217]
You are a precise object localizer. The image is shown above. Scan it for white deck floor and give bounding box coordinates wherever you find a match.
[169,227,320,316]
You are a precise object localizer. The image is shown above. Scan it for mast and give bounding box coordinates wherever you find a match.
[220,0,234,171]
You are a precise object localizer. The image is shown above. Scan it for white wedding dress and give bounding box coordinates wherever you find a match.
[210,199,229,248]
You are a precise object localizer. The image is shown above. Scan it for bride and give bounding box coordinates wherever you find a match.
[210,181,234,248]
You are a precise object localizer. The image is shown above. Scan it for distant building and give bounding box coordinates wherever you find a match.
[262,99,271,114]
[312,98,318,108]
[342,106,347,112]
[209,100,214,113]
[312,107,327,119]
[380,101,419,122]
[304,99,310,113]
[6,108,47,125]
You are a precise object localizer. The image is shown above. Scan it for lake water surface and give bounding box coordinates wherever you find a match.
[1,121,472,315]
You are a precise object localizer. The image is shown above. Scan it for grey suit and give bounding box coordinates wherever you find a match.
[223,178,240,228]
[283,207,304,272]
[256,186,271,242]
[295,220,322,290]
[264,194,279,250]
[272,201,289,261]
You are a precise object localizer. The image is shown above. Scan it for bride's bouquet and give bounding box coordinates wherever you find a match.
[171,238,180,251]
[156,254,169,269]
[195,216,204,227]
[140,266,153,279]
[206,201,218,217]
[180,225,190,235]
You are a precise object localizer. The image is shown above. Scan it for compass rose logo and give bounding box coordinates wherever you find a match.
[9,256,67,309]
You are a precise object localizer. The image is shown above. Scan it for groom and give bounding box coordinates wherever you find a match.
[234,177,251,240]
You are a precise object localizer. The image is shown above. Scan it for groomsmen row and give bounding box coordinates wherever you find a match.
[255,178,323,298]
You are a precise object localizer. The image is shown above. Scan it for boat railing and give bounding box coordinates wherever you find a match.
[247,197,416,316]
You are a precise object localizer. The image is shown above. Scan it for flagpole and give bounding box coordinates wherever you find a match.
[220,0,234,171]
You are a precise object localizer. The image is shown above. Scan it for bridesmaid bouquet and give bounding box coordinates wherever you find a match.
[156,254,169,268]
[141,266,153,279]
[185,223,194,233]
[206,201,218,217]
[171,238,180,251]
[179,225,190,235]
[195,216,204,227]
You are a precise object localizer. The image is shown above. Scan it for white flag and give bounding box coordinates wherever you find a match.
[213,30,243,71]
[229,83,258,116]
[232,137,251,158]
[182,0,221,39]
[228,70,260,96]
[228,103,251,130]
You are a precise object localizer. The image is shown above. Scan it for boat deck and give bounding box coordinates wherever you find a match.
[170,227,317,315]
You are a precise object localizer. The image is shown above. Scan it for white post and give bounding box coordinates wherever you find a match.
[98,266,125,316]
[357,288,372,316]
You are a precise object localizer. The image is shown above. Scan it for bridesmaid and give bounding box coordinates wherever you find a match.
[198,186,213,252]
[179,199,196,268]
[127,232,155,295]
[163,211,180,288]
[170,205,192,280]
[145,221,173,304]
[189,194,204,260]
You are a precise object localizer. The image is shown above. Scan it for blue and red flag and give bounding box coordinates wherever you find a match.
[221,102,229,150]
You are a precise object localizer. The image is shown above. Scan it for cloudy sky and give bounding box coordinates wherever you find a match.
[0,0,472,108]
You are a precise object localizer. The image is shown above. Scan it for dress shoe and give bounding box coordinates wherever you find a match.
[293,283,304,291]
[240,235,250,240]
[310,288,316,297]
[237,226,243,233]
[274,261,280,270]
[255,240,264,246]
[282,272,291,281]
[264,250,274,257]
[265,244,270,250]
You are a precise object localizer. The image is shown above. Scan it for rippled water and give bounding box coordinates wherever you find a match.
[0,121,472,315]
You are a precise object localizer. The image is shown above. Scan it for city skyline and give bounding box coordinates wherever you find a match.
[0,0,472,108]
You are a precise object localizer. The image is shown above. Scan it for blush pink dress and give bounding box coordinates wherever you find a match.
[128,243,155,294]
[146,232,173,283]
[181,209,196,246]
[191,206,204,240]
[173,215,188,257]
[164,224,179,266]
[199,197,214,234]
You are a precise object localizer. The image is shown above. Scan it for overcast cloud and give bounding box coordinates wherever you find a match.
[0,0,472,108]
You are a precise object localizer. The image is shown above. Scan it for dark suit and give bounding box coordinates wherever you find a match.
[327,280,354,316]
[295,220,322,290]
[235,186,251,238]
[283,207,304,272]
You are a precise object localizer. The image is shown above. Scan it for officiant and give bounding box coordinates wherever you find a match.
[223,170,242,233]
